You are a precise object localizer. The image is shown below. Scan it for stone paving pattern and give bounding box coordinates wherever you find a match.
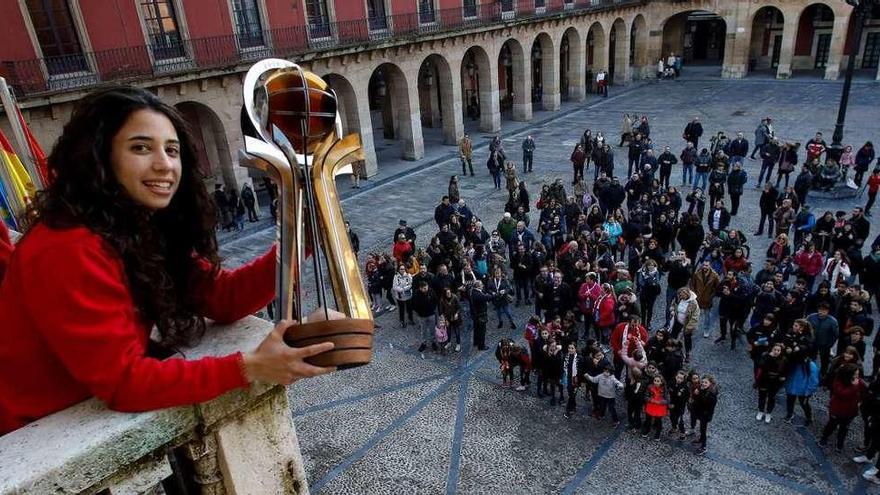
[219,76,880,494]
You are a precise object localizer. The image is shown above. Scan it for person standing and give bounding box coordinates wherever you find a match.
[727,132,749,161]
[392,264,414,327]
[758,139,781,186]
[680,142,697,187]
[866,168,880,216]
[469,280,493,351]
[459,134,474,176]
[571,144,587,185]
[345,221,360,257]
[241,183,259,222]
[690,375,719,455]
[522,135,535,174]
[683,117,703,149]
[658,146,678,189]
[726,161,747,216]
[807,303,839,378]
[212,184,230,231]
[410,281,438,354]
[751,118,772,160]
[628,134,644,177]
[488,267,517,330]
[488,151,503,189]
[691,260,720,338]
[597,70,608,97]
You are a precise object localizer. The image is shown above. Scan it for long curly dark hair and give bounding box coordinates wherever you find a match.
[27,86,220,349]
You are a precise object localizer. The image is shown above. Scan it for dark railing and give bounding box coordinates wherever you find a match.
[2,0,631,98]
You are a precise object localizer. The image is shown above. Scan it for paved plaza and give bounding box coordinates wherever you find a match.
[220,75,880,494]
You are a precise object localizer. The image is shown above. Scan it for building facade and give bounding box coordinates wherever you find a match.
[2,0,879,189]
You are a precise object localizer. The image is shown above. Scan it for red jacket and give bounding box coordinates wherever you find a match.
[793,250,824,277]
[829,379,866,418]
[0,225,275,435]
[609,322,648,359]
[392,240,413,262]
[595,291,617,327]
[869,174,880,194]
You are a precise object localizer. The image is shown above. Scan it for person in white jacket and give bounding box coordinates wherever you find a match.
[586,365,624,426]
[392,264,414,327]
[823,249,852,289]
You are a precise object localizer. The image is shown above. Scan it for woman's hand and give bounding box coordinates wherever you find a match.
[242,319,337,385]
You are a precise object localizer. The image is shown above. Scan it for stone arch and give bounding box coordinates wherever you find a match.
[747,6,786,75]
[659,10,727,68]
[461,45,499,133]
[322,72,378,176]
[561,26,585,101]
[792,3,838,74]
[367,62,421,160]
[175,101,234,188]
[630,14,649,78]
[531,31,559,110]
[498,38,530,122]
[417,53,459,145]
[586,21,607,93]
[609,18,628,85]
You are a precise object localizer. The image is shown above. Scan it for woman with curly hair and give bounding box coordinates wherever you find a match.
[0,86,335,435]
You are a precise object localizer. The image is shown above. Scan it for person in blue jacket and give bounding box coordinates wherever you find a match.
[784,356,820,426]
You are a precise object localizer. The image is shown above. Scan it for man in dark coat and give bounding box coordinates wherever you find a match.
[241,183,259,222]
[604,178,627,212]
[571,144,586,184]
[522,135,536,173]
[726,132,750,160]
[683,117,704,149]
[394,219,417,246]
[469,281,493,350]
[628,134,644,176]
[726,161,748,215]
[707,200,731,234]
[658,146,678,189]
[434,196,455,228]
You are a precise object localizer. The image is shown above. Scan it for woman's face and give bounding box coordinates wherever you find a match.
[110,109,182,210]
[690,374,699,384]
[700,378,711,389]
[653,377,662,387]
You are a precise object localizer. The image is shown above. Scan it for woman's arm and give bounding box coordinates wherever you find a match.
[192,245,276,324]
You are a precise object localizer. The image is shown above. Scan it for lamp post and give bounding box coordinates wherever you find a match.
[826,0,877,163]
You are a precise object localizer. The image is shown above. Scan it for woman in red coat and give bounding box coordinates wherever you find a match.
[0,87,335,435]
[594,283,617,346]
[819,364,867,452]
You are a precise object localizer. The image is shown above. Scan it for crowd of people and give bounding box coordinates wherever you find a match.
[361,112,880,477]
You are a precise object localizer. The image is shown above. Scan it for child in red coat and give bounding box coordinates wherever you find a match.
[642,375,669,439]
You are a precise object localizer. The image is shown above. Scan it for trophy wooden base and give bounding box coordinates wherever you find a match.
[283,318,374,369]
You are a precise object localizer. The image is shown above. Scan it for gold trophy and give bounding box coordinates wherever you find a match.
[240,59,374,369]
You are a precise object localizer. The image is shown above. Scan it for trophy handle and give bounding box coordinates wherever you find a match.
[309,132,373,321]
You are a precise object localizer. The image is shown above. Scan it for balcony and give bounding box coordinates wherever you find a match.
[0,316,309,494]
[2,0,632,98]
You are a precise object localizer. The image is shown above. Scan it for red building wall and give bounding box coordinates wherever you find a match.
[391,0,417,15]
[0,2,38,61]
[79,1,142,50]
[335,0,366,22]
[182,0,235,39]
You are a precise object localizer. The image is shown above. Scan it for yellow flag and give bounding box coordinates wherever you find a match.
[0,129,35,205]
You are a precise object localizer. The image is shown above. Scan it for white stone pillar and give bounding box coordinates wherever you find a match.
[353,82,380,176]
[823,14,850,80]
[479,56,501,133]
[396,71,425,160]
[541,41,561,111]
[441,59,464,144]
[775,16,798,79]
[567,37,586,102]
[512,47,532,121]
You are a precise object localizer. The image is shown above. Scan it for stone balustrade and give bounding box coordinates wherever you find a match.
[0,316,309,495]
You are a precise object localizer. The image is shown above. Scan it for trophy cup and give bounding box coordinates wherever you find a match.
[239,59,374,369]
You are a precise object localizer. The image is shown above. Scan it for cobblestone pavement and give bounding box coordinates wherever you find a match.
[220,76,880,494]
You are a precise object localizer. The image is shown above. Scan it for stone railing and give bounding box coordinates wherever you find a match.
[0,316,309,495]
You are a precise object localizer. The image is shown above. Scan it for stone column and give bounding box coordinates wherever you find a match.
[541,43,561,111]
[613,27,631,84]
[352,81,380,176]
[823,14,850,80]
[441,58,465,144]
[479,57,501,133]
[645,29,663,78]
[775,15,798,79]
[567,38,586,102]
[513,52,533,121]
[721,17,749,79]
[396,68,425,160]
